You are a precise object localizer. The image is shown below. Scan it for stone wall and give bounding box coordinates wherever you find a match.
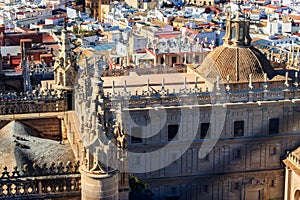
[283,150,300,200]
[145,170,284,200]
[64,111,83,160]
[120,99,300,199]
[18,118,62,141]
[81,170,119,200]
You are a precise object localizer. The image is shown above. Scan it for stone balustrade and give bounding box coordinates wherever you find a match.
[106,82,300,109]
[0,161,81,199]
[288,153,300,167]
[0,91,67,115]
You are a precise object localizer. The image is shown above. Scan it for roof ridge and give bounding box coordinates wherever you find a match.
[213,46,227,79]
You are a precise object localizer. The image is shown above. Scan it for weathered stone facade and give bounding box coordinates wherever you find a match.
[104,80,300,199]
[283,147,300,200]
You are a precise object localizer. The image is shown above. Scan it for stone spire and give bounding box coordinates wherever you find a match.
[53,18,77,109]
[60,20,72,65]
[23,56,32,92]
[79,55,122,200]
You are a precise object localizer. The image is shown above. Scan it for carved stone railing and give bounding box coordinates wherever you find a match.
[101,66,187,77]
[106,85,300,109]
[128,66,187,75]
[0,161,81,199]
[287,152,300,169]
[0,91,67,115]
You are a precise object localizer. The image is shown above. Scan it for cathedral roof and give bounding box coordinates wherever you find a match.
[195,45,277,82]
[0,121,75,170]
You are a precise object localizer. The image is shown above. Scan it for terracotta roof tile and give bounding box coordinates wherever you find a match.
[195,46,276,82]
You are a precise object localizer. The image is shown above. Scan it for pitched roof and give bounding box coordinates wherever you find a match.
[0,121,75,170]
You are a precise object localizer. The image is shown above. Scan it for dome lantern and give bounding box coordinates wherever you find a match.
[223,1,252,47]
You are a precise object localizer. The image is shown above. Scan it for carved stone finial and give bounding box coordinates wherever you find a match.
[263,73,268,90]
[226,75,230,91]
[194,77,199,91]
[1,166,10,178]
[285,72,290,88]
[248,74,253,90]
[11,166,20,177]
[295,71,299,87]
[161,78,165,91]
[216,75,220,92]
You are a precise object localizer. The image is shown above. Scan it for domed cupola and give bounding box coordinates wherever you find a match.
[195,0,277,83]
[223,4,252,47]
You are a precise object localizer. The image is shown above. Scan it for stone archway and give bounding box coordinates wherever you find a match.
[295,190,300,200]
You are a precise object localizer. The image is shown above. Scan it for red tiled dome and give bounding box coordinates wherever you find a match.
[195,45,277,82]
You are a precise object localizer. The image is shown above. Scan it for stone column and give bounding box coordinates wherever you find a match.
[284,166,291,200]
[81,168,119,200]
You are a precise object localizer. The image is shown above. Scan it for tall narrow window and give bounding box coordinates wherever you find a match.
[160,57,164,64]
[131,127,142,143]
[203,185,208,192]
[233,149,241,160]
[168,125,179,141]
[231,26,236,40]
[270,146,277,156]
[269,118,279,134]
[234,121,244,136]
[195,55,200,63]
[200,154,209,162]
[171,57,177,66]
[239,27,244,40]
[200,123,210,139]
